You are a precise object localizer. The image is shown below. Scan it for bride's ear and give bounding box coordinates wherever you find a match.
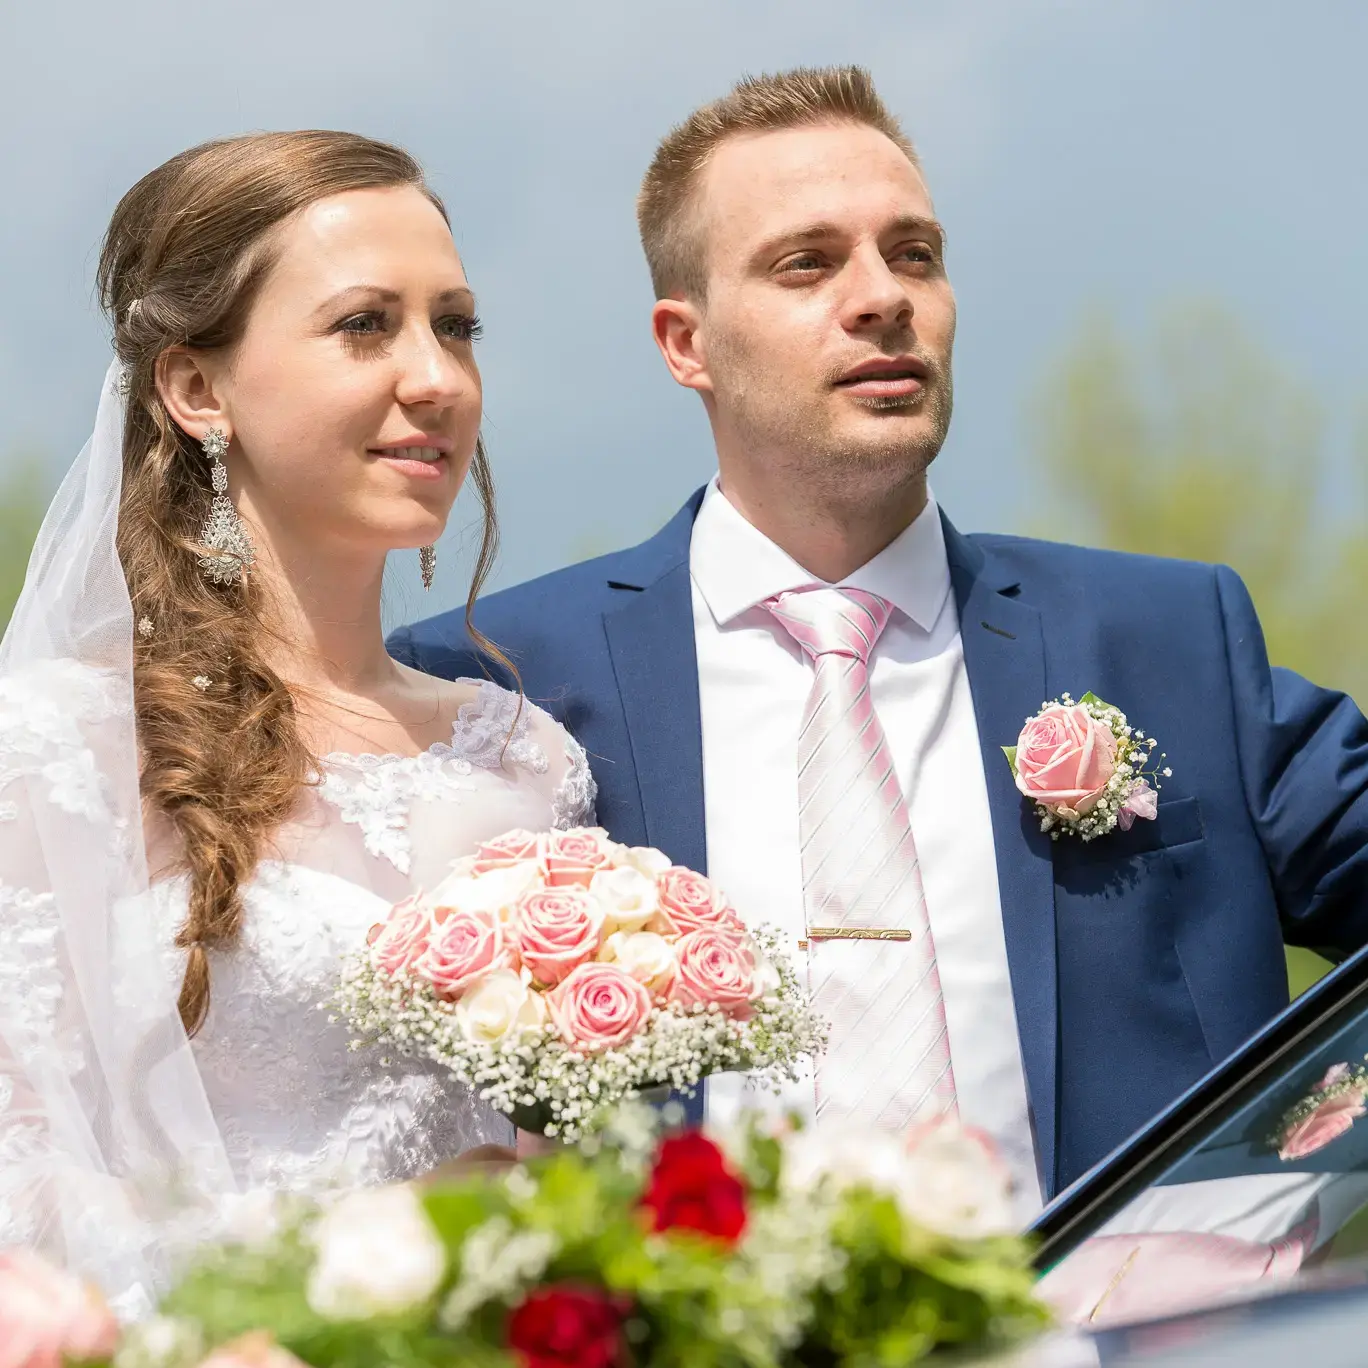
[156,347,231,445]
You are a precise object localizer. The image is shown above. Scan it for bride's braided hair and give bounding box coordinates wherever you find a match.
[100,132,507,1036]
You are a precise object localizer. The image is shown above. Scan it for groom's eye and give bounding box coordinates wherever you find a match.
[777,252,824,276]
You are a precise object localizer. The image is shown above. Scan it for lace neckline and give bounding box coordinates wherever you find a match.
[318,677,523,768]
[319,717,482,770]
[311,680,572,877]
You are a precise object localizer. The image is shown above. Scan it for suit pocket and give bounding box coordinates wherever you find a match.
[1062,794,1205,863]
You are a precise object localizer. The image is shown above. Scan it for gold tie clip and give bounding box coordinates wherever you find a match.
[797,928,913,950]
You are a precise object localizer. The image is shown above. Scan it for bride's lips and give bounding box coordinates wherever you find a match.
[834,356,929,399]
[368,437,452,481]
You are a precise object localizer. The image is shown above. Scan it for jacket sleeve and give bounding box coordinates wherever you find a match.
[1219,564,1368,959]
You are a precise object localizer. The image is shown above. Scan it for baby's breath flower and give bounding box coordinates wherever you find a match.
[331,925,825,1142]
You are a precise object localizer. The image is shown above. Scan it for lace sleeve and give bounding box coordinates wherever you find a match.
[0,661,234,1315]
[550,727,598,832]
[447,682,597,832]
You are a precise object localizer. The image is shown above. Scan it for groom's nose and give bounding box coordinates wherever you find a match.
[837,247,915,334]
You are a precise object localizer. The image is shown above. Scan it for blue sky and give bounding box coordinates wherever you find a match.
[2,0,1363,625]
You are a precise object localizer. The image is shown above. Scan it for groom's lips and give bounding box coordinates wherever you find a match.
[834,356,928,399]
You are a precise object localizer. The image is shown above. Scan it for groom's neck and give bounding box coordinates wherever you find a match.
[715,458,928,584]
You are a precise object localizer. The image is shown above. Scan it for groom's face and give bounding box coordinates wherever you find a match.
[687,121,955,486]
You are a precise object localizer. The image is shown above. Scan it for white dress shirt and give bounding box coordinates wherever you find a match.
[689,478,1044,1216]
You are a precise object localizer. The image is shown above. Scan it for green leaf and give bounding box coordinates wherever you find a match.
[1079,691,1110,708]
[1001,745,1017,773]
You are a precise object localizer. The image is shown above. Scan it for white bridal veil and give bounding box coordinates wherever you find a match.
[0,362,235,1316]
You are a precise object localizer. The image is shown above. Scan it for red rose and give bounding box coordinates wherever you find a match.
[507,1283,628,1368]
[641,1132,747,1245]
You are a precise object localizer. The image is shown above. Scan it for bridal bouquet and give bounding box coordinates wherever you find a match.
[332,827,827,1139]
[85,1106,1048,1368]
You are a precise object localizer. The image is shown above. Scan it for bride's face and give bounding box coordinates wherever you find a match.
[208,184,481,558]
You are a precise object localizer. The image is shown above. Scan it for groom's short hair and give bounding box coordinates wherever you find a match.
[638,65,920,302]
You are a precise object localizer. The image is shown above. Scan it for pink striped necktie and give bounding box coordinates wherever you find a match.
[765,586,957,1127]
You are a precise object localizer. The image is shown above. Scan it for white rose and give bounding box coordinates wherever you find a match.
[621,844,673,879]
[599,930,678,995]
[780,1121,1014,1240]
[428,861,541,924]
[749,954,782,1002]
[781,1125,908,1206]
[307,1185,446,1319]
[898,1120,1016,1240]
[588,865,660,934]
[455,968,548,1043]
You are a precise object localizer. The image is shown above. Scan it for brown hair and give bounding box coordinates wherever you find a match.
[637,65,921,302]
[100,131,509,1035]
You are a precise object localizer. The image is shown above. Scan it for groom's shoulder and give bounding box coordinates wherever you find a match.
[396,543,648,660]
[965,528,1241,619]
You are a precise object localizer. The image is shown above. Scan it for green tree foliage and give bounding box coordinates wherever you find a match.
[1032,303,1368,996]
[1,460,48,635]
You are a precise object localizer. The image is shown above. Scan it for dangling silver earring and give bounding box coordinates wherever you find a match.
[419,544,437,591]
[196,427,255,587]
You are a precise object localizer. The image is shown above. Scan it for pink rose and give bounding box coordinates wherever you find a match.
[514,886,603,986]
[414,906,508,1000]
[540,827,615,888]
[0,1249,120,1368]
[1278,1075,1368,1161]
[1117,779,1159,831]
[1013,704,1118,815]
[546,962,653,1052]
[472,828,544,875]
[655,867,745,939]
[673,929,759,1018]
[367,893,432,977]
[197,1334,309,1368]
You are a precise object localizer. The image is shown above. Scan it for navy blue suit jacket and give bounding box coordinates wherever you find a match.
[391,490,1368,1197]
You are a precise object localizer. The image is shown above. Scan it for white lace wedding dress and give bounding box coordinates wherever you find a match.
[0,660,595,1311]
[154,677,595,1192]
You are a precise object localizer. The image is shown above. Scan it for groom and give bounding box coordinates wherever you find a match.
[393,66,1368,1205]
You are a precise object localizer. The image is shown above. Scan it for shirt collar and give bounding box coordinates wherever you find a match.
[688,475,952,633]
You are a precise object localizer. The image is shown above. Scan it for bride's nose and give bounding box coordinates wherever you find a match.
[393,325,475,409]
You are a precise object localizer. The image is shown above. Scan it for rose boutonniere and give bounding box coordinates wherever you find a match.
[1003,692,1170,841]
[1269,1061,1368,1161]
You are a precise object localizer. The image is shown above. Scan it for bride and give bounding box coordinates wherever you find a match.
[0,131,595,1314]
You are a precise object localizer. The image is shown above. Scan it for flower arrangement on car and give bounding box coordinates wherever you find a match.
[33,1104,1047,1368]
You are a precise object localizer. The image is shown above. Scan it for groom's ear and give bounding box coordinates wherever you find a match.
[157,347,230,446]
[652,297,712,396]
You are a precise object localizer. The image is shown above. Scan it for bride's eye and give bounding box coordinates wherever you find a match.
[437,313,483,343]
[337,311,387,336]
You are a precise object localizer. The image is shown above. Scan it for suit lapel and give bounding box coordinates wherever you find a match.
[599,498,708,878]
[944,516,1061,1196]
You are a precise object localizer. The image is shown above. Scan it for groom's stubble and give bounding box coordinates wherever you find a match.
[704,313,955,513]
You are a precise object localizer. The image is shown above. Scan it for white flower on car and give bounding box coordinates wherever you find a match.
[899,1118,1016,1240]
[598,930,678,995]
[456,968,548,1043]
[306,1185,447,1320]
[588,865,660,934]
[780,1118,1015,1242]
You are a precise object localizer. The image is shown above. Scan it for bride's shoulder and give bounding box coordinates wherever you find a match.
[0,659,128,748]
[403,668,597,827]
